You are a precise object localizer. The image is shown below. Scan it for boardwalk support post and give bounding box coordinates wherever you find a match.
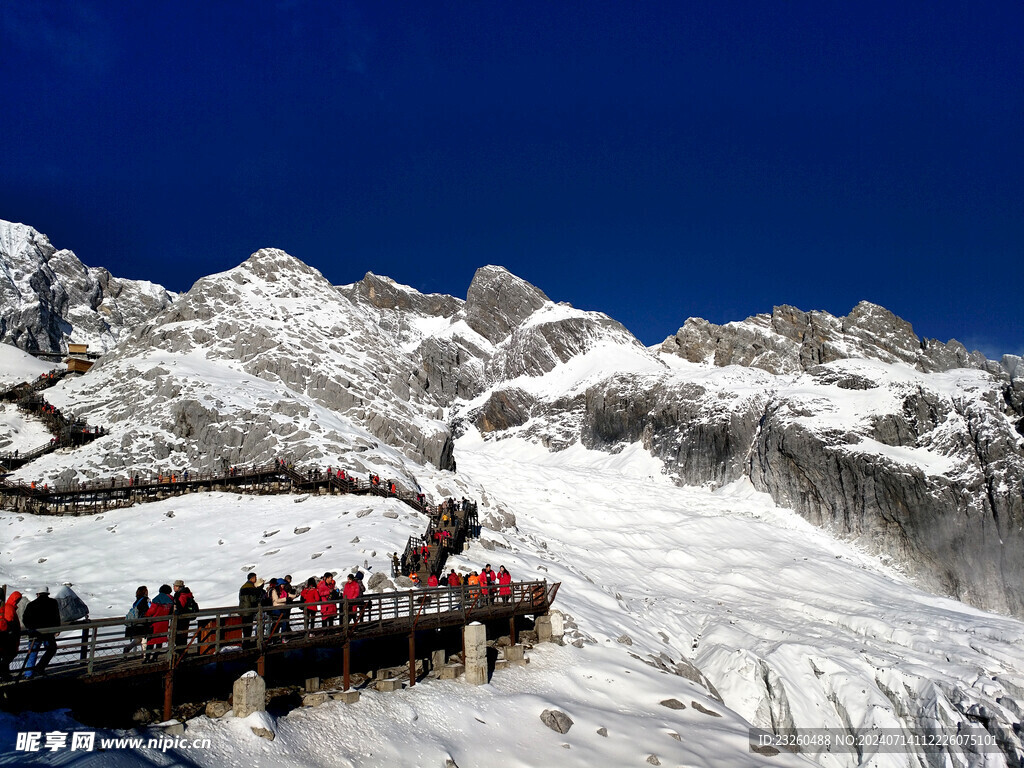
[343,642,351,691]
[163,669,175,721]
[463,622,487,685]
[408,632,416,687]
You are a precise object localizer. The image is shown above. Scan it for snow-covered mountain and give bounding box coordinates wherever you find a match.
[0,219,175,354]
[17,245,1024,619]
[4,223,1024,766]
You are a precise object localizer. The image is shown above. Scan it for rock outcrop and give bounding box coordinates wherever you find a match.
[0,219,175,354]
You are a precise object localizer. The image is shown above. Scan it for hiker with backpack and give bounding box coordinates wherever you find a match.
[122,585,150,655]
[22,587,61,678]
[172,580,199,651]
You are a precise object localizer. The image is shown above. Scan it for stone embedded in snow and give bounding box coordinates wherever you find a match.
[251,727,275,741]
[350,537,360,544]
[367,572,393,592]
[205,701,230,718]
[294,495,309,503]
[616,634,633,646]
[646,755,661,766]
[659,699,686,710]
[356,509,372,518]
[691,701,722,717]
[540,709,574,734]
[597,727,608,737]
[382,511,399,519]
[294,526,310,535]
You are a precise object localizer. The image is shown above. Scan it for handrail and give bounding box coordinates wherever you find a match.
[5,580,558,683]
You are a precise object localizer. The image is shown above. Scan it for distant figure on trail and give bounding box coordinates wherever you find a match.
[0,590,23,680]
[144,585,175,663]
[122,585,150,655]
[22,587,60,678]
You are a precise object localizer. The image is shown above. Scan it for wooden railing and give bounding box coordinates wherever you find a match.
[5,580,559,682]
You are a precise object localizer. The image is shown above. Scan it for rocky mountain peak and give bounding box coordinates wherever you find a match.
[465,265,550,343]
[662,300,988,375]
[0,218,175,354]
[342,271,463,318]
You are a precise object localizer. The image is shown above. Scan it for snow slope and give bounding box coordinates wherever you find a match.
[1,435,1021,767]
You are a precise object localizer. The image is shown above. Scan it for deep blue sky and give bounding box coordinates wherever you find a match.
[2,2,1021,355]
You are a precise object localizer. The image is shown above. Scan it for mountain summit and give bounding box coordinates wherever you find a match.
[0,219,175,354]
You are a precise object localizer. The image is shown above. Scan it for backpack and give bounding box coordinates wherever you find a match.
[178,592,199,614]
[126,597,146,623]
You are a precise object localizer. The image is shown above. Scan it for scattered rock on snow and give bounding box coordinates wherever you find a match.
[659,699,686,710]
[646,755,661,766]
[616,634,633,646]
[540,709,574,734]
[294,494,309,503]
[597,727,608,737]
[294,526,311,535]
[367,572,393,592]
[251,727,275,741]
[691,700,722,717]
[205,701,230,718]
[382,511,399,519]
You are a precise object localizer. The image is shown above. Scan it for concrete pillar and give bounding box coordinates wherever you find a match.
[463,622,488,685]
[431,648,446,672]
[549,610,564,643]
[232,671,266,718]
[503,644,525,662]
[536,615,553,643]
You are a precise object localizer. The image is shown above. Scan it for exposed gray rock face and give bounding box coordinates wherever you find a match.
[465,265,549,344]
[661,301,990,375]
[0,219,175,354]
[45,248,455,478]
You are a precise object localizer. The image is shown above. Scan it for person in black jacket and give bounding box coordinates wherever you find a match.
[238,573,264,646]
[22,587,61,678]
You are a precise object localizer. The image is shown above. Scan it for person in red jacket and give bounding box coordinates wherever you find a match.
[317,573,338,627]
[0,590,22,680]
[144,585,175,663]
[427,573,439,588]
[497,565,512,603]
[342,574,362,623]
[300,577,319,635]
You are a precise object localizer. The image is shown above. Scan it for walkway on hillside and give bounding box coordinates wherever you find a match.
[0,369,103,471]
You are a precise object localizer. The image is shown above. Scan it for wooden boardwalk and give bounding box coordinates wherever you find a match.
[2,580,560,719]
